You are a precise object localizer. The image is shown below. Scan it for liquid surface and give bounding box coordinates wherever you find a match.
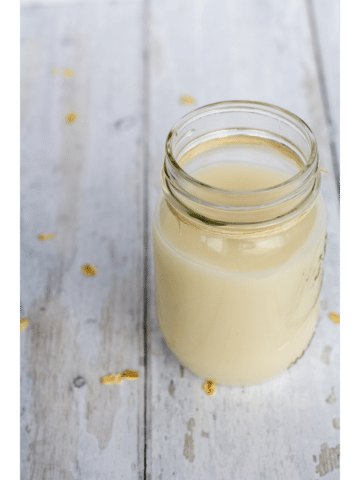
[192,160,291,190]
[153,139,326,386]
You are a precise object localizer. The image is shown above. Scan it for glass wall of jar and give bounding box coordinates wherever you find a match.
[153,101,326,386]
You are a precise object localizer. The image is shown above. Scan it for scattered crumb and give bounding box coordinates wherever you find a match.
[320,345,332,365]
[320,168,329,174]
[20,318,30,332]
[123,369,140,380]
[82,264,97,276]
[51,67,60,76]
[333,418,340,429]
[101,369,140,385]
[329,312,340,325]
[180,365,185,377]
[313,455,317,462]
[180,95,196,105]
[63,69,75,78]
[201,430,209,438]
[38,233,56,241]
[66,112,78,124]
[326,387,336,404]
[203,380,217,396]
[101,373,125,385]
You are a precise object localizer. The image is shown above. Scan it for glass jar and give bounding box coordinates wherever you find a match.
[153,101,326,386]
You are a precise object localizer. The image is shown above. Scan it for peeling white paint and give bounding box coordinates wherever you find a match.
[326,387,337,404]
[315,443,340,477]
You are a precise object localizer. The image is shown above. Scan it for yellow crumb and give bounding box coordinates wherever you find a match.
[320,168,329,174]
[38,233,57,241]
[123,369,140,380]
[82,264,97,276]
[203,380,217,396]
[66,112,78,124]
[51,67,60,76]
[180,95,196,105]
[330,312,340,325]
[101,373,125,385]
[20,318,30,332]
[63,69,75,78]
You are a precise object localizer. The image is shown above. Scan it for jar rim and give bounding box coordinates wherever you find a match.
[165,100,318,196]
[162,100,320,232]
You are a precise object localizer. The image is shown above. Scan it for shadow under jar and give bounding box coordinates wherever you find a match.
[152,101,327,386]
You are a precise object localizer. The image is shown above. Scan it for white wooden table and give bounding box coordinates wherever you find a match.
[20,1,340,478]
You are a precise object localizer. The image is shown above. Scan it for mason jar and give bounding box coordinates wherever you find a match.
[152,101,327,386]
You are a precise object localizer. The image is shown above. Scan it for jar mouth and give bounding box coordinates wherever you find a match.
[163,101,320,231]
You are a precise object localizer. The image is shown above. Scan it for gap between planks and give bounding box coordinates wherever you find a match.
[141,0,151,478]
[305,0,340,195]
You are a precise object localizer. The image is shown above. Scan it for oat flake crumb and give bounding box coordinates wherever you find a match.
[101,370,140,385]
[203,380,217,396]
[330,312,340,325]
[82,264,98,276]
[66,112,78,124]
[63,69,75,78]
[38,233,57,241]
[101,373,125,385]
[123,369,140,380]
[20,318,30,332]
[180,95,196,105]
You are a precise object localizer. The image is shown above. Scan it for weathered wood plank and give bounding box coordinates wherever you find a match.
[307,0,340,183]
[21,0,137,6]
[20,5,145,479]
[146,1,339,479]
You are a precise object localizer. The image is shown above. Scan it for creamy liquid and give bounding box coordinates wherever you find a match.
[153,142,326,386]
[192,161,290,190]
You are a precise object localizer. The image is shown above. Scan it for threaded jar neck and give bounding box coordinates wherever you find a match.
[162,101,320,236]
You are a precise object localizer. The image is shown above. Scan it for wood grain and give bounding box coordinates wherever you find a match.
[20,4,145,479]
[307,0,340,184]
[20,1,340,479]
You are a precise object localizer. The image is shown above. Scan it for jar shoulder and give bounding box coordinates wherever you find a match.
[153,193,326,273]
